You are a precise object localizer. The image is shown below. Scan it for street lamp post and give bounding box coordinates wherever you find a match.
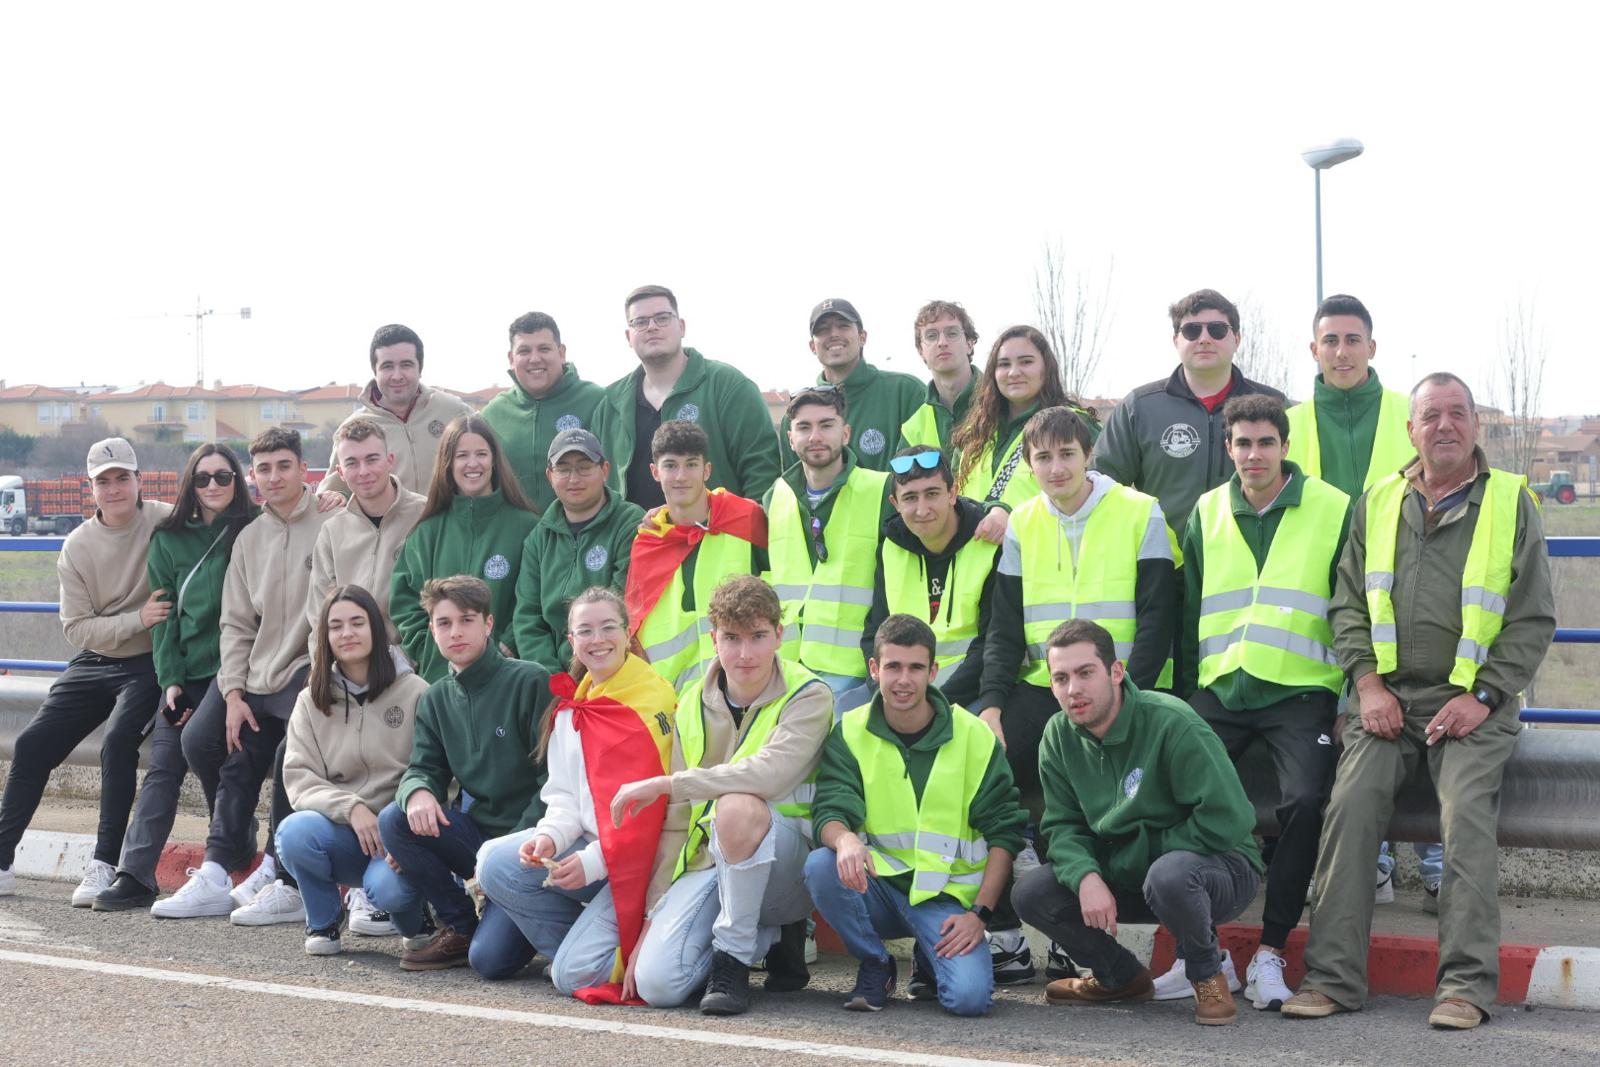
[1301,138,1365,304]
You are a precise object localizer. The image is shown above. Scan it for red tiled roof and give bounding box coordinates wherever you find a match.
[0,384,83,400]
[107,382,226,399]
[295,383,364,401]
[211,384,295,399]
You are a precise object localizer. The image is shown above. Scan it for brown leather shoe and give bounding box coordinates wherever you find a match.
[1281,989,1351,1018]
[1428,997,1486,1030]
[1192,971,1238,1025]
[1046,968,1154,1005]
[398,925,472,971]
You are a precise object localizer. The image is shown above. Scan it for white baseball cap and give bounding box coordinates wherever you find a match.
[86,437,139,478]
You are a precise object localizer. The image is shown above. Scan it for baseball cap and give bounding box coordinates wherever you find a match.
[547,428,605,465]
[809,298,863,334]
[86,437,139,478]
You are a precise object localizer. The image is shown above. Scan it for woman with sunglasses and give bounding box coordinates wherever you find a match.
[948,326,1098,543]
[390,416,540,682]
[92,443,257,911]
[473,587,676,996]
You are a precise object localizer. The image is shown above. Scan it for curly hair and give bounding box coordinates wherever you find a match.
[949,325,1075,491]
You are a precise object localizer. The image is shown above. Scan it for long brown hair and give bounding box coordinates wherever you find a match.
[307,585,398,714]
[535,587,647,761]
[419,415,534,520]
[157,442,255,540]
[949,325,1076,490]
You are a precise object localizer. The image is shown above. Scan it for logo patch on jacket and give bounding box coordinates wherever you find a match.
[1122,767,1144,799]
[495,725,507,737]
[428,420,445,437]
[483,554,511,580]
[304,553,313,570]
[1160,423,1199,458]
[384,705,404,728]
[675,402,700,423]
[584,544,608,571]
[859,428,886,455]
[556,414,580,432]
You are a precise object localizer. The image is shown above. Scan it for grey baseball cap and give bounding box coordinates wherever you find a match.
[547,428,605,465]
[86,437,139,478]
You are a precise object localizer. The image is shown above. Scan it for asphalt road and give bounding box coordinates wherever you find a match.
[2,876,1595,1067]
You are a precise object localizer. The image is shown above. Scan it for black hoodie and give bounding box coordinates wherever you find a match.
[860,495,996,707]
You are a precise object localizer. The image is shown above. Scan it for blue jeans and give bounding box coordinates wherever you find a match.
[473,836,606,980]
[376,800,485,934]
[804,847,993,1017]
[276,810,423,932]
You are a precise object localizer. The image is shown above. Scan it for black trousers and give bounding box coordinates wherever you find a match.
[0,650,158,869]
[1188,687,1337,947]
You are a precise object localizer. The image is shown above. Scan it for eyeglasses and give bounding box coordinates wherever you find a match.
[921,326,967,345]
[192,470,236,488]
[1179,321,1232,341]
[888,450,943,475]
[627,312,677,330]
[810,515,829,563]
[570,621,625,641]
[551,462,599,479]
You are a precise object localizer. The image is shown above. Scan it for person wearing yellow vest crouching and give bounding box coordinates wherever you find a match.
[1177,394,1350,1011]
[765,385,893,707]
[805,613,1026,1015]
[1283,373,1555,1031]
[609,576,833,1016]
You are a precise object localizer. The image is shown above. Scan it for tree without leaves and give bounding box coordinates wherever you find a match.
[1482,296,1548,477]
[1032,242,1115,399]
[1232,296,1298,400]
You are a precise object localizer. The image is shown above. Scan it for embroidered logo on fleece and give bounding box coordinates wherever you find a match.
[1122,767,1144,799]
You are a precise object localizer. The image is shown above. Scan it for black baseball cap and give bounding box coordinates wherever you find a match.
[809,298,863,334]
[547,428,605,465]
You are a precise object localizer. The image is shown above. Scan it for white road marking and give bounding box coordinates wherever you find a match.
[0,947,1048,1067]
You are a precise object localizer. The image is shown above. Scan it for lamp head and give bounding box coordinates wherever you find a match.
[1302,138,1365,170]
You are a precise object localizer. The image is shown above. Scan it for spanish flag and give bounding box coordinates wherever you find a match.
[624,488,768,634]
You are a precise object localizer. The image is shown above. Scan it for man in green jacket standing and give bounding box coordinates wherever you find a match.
[779,299,924,472]
[593,285,781,509]
[1013,618,1263,1027]
[481,311,607,515]
[511,429,644,672]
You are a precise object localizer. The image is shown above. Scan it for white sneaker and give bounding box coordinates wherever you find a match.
[1152,952,1242,1001]
[1245,948,1293,1010]
[151,869,235,918]
[1374,868,1395,905]
[346,887,398,937]
[0,865,15,895]
[305,924,344,956]
[229,863,275,909]
[70,859,117,908]
[230,880,305,926]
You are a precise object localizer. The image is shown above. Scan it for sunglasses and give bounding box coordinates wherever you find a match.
[888,450,943,475]
[1179,321,1232,341]
[192,470,236,488]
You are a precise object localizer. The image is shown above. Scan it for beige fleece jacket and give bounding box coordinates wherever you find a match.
[56,501,173,658]
[307,479,426,641]
[320,383,476,496]
[645,656,833,908]
[283,667,429,821]
[219,487,334,697]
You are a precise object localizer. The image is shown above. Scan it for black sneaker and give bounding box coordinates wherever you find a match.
[91,873,157,912]
[700,949,752,1016]
[1045,940,1077,981]
[844,955,896,1012]
[989,929,1036,985]
[762,919,811,992]
[907,946,938,1001]
[305,916,344,956]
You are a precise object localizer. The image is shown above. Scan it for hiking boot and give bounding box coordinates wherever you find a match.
[1152,953,1240,1000]
[399,925,473,971]
[762,919,811,992]
[1428,997,1485,1030]
[1281,989,1351,1018]
[1192,971,1238,1025]
[843,955,896,1012]
[1046,968,1154,1005]
[92,873,158,912]
[700,949,752,1015]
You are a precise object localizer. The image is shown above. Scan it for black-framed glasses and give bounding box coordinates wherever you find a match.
[889,450,943,475]
[1179,321,1232,341]
[627,312,676,330]
[192,470,236,488]
[810,515,829,563]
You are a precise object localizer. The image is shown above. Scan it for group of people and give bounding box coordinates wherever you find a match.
[0,284,1554,1033]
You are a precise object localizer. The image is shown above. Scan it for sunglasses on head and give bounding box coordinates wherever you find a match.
[1179,321,1232,341]
[888,450,943,475]
[192,470,236,488]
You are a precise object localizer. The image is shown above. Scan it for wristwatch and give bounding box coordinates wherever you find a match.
[969,904,994,924]
[1473,686,1495,709]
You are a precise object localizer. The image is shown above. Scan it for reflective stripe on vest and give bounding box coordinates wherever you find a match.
[841,702,996,907]
[1013,486,1173,687]
[1362,469,1525,689]
[1286,389,1413,491]
[672,658,821,881]
[767,469,888,677]
[881,536,999,672]
[1194,476,1350,692]
[638,533,753,691]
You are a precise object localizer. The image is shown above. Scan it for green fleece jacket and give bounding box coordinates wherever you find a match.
[812,687,1027,900]
[1299,370,1391,497]
[480,362,607,515]
[761,448,895,569]
[593,347,782,501]
[395,644,549,838]
[147,515,251,689]
[898,372,977,451]
[1178,462,1350,705]
[1040,676,1263,894]
[511,489,645,672]
[779,358,926,473]
[390,489,541,682]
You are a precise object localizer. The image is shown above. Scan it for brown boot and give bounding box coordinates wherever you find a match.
[399,925,472,971]
[1046,968,1154,1005]
[1192,971,1238,1025]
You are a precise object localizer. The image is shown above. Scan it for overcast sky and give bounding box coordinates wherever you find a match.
[3,3,1594,414]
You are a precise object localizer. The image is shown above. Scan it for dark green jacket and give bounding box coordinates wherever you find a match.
[511,489,645,672]
[761,448,895,569]
[480,362,607,515]
[779,358,925,472]
[812,686,1027,900]
[1040,676,1263,894]
[1302,370,1391,496]
[898,372,978,452]
[593,348,781,502]
[390,489,540,682]
[395,644,549,838]
[147,515,250,689]
[1179,462,1350,705]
